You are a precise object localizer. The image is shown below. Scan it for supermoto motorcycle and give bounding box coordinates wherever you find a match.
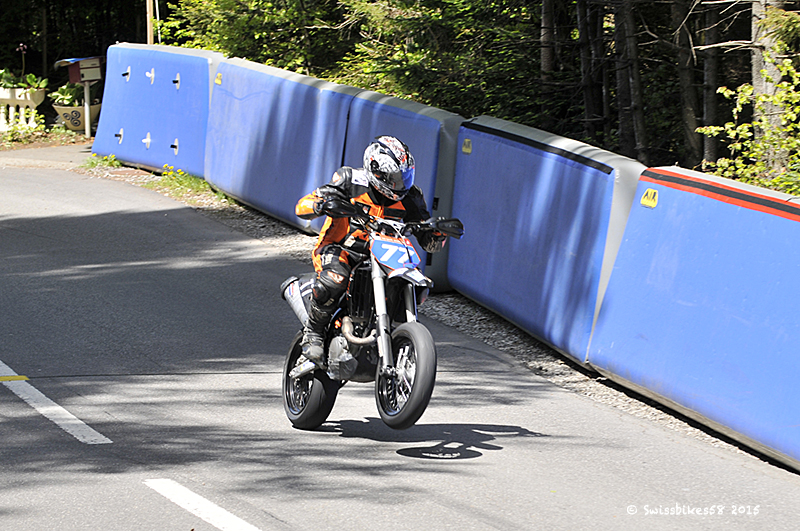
[280,199,464,430]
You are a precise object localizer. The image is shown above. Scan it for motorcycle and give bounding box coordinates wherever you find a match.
[280,200,464,430]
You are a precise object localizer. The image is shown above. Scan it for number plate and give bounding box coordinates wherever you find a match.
[371,235,421,270]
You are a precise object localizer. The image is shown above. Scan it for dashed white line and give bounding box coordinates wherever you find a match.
[144,479,264,531]
[0,360,112,445]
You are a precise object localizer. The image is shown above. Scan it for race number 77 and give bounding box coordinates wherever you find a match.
[378,242,409,265]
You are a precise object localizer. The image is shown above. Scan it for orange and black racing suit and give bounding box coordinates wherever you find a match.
[295,166,444,319]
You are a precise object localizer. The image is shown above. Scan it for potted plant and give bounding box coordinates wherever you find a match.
[49,82,102,132]
[0,69,48,130]
[0,68,18,92]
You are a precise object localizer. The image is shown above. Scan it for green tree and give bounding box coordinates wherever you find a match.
[699,51,800,195]
[161,0,355,74]
[698,6,800,195]
[326,0,576,133]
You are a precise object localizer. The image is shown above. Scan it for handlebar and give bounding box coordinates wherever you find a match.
[319,198,464,240]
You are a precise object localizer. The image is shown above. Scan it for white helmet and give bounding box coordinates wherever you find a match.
[362,136,415,201]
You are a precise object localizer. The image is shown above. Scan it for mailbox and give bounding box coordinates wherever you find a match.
[54,57,105,83]
[54,56,105,137]
[72,58,102,82]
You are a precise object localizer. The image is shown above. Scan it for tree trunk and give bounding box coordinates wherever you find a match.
[41,5,48,78]
[615,5,636,159]
[540,0,556,131]
[541,0,555,83]
[622,0,648,165]
[752,0,786,172]
[672,0,703,168]
[751,0,783,99]
[703,5,720,165]
[577,0,598,141]
[593,7,612,147]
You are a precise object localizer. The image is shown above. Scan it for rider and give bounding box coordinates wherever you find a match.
[295,136,446,365]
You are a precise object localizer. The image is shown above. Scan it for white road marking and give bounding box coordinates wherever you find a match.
[144,479,264,531]
[0,360,112,445]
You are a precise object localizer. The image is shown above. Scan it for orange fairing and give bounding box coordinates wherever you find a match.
[296,192,321,220]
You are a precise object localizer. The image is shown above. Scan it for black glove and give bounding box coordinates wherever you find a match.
[318,198,361,218]
[414,226,447,253]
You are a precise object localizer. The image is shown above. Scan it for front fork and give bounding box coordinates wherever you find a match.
[371,255,393,374]
[371,256,418,375]
[372,255,423,377]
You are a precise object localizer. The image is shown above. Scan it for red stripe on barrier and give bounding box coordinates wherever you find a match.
[641,168,800,223]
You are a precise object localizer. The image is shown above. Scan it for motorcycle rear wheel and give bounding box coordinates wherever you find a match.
[375,322,437,430]
[282,331,339,430]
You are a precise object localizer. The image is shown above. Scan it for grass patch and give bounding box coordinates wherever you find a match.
[1,120,85,150]
[143,164,233,206]
[82,153,123,169]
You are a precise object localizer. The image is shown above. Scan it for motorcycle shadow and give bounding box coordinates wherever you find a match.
[322,418,550,460]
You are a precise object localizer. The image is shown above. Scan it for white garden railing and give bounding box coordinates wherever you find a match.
[0,88,45,131]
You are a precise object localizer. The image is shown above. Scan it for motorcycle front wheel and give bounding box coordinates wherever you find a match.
[375,322,437,430]
[282,331,339,430]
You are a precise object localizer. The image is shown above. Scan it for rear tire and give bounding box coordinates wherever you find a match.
[283,331,339,430]
[375,322,437,429]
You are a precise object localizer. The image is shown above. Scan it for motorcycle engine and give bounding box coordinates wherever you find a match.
[327,335,358,381]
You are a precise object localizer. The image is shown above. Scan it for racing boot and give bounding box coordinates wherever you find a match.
[300,302,333,366]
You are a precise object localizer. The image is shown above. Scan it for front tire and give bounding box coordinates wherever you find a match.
[283,331,339,430]
[375,322,437,429]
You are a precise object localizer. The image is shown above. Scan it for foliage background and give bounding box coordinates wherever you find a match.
[156,0,757,168]
[2,1,799,172]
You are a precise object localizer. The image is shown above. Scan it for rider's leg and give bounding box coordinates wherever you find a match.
[301,247,351,364]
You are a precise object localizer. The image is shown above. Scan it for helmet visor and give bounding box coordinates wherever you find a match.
[383,166,414,192]
[401,164,415,190]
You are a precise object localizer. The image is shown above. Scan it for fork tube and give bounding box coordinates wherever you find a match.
[371,255,393,367]
[404,284,417,322]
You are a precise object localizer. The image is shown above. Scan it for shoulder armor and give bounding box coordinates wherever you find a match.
[333,166,352,184]
[351,168,370,188]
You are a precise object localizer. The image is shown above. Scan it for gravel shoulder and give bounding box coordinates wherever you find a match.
[68,162,773,467]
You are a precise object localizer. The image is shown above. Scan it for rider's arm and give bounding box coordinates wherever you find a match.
[295,190,323,220]
[401,186,431,222]
[402,186,446,253]
[295,169,351,220]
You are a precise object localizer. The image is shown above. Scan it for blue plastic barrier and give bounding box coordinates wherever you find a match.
[204,58,361,231]
[93,44,223,177]
[588,167,800,467]
[92,43,800,471]
[448,117,643,363]
[341,91,463,288]
[204,65,464,287]
[342,92,462,212]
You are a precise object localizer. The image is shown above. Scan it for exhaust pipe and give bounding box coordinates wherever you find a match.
[280,276,310,324]
[342,316,376,345]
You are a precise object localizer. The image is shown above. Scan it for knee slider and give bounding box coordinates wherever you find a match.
[313,266,349,307]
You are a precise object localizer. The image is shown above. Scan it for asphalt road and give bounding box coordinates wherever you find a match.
[2,158,800,530]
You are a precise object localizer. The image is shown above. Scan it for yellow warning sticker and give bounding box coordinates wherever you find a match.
[214,73,223,85]
[462,138,472,154]
[641,188,658,209]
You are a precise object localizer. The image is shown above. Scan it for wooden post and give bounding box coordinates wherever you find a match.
[41,7,48,78]
[83,82,91,138]
[146,0,154,45]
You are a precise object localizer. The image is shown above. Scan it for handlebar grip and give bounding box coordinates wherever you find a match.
[320,199,361,218]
